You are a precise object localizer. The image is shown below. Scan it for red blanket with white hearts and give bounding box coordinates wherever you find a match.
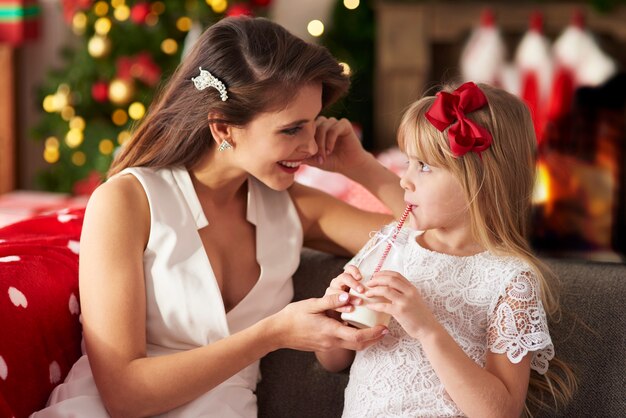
[0,208,85,418]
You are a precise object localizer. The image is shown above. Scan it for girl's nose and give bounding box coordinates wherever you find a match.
[400,174,414,191]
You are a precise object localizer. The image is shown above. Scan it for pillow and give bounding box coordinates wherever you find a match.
[0,208,85,418]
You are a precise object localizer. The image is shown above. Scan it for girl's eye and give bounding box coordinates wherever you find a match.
[281,126,302,136]
[418,161,431,172]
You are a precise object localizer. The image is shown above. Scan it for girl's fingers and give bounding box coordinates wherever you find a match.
[369,271,413,293]
[364,285,401,301]
[343,265,362,281]
[366,302,393,314]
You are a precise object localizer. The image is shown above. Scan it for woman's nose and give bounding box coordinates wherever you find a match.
[302,131,318,156]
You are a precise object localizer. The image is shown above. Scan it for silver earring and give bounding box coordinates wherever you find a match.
[218,140,232,152]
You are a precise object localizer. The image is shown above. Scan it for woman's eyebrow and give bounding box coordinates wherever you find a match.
[277,119,308,129]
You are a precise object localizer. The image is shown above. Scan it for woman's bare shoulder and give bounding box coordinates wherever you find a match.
[83,174,150,247]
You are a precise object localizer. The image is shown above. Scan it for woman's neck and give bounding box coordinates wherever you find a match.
[190,150,248,207]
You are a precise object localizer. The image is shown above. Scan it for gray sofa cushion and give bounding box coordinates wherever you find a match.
[258,249,626,418]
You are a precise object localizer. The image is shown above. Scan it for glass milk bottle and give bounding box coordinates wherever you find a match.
[341,223,411,329]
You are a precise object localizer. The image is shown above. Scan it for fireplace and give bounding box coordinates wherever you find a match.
[374,1,626,262]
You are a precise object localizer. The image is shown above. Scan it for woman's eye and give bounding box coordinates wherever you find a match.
[418,161,431,172]
[281,126,302,136]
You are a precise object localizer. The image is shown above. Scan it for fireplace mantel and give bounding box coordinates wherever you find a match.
[374,1,626,149]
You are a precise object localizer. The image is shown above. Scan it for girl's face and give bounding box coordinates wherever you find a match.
[400,146,470,232]
[230,83,321,190]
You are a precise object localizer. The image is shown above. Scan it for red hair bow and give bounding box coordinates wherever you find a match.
[425,82,493,158]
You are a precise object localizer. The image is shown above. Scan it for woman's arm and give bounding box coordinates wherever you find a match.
[80,176,386,417]
[290,117,405,256]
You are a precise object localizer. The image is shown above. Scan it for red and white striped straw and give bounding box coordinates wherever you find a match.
[373,204,413,273]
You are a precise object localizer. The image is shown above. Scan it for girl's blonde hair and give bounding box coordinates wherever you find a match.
[398,83,577,416]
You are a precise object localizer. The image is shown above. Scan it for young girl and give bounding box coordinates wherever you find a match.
[34,17,404,417]
[318,82,576,417]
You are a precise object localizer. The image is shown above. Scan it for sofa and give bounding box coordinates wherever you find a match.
[257,249,626,418]
[1,211,625,417]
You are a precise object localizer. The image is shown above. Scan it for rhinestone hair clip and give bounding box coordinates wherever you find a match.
[192,67,228,101]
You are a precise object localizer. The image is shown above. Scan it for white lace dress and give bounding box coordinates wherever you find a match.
[343,229,554,418]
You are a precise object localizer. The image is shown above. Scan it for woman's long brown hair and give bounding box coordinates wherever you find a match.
[108,17,349,177]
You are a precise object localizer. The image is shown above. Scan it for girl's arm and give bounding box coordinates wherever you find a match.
[365,272,531,417]
[418,325,530,418]
[80,176,386,418]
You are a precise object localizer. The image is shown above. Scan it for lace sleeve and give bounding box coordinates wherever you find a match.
[487,270,555,374]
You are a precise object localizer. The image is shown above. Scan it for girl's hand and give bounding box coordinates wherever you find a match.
[271,292,387,352]
[305,116,371,174]
[324,265,365,314]
[364,271,438,340]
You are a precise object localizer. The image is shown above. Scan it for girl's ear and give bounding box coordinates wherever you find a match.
[207,113,233,148]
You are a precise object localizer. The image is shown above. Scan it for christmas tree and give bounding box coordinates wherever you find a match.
[320,0,375,150]
[33,0,270,193]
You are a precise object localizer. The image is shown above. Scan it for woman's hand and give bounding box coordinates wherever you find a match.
[324,265,365,314]
[306,116,372,175]
[364,271,438,340]
[270,291,387,352]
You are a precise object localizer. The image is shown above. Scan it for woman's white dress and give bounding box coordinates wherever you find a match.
[33,166,303,417]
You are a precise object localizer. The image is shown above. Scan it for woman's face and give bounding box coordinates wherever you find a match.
[230,83,322,190]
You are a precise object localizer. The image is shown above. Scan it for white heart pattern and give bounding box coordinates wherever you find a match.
[57,214,77,223]
[49,361,61,384]
[8,287,28,308]
[68,240,80,254]
[0,355,7,380]
[69,293,80,315]
[0,255,20,263]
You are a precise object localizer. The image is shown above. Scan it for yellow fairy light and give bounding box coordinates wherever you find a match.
[72,151,87,166]
[205,0,214,6]
[43,95,56,113]
[44,147,60,164]
[94,1,109,16]
[128,102,146,120]
[88,35,111,58]
[94,17,112,35]
[112,109,129,126]
[161,38,178,55]
[211,0,228,14]
[65,128,84,148]
[339,62,352,76]
[45,136,59,150]
[176,16,192,32]
[343,0,360,10]
[108,79,134,105]
[72,12,88,35]
[307,20,324,37]
[117,130,131,145]
[58,84,70,95]
[61,106,76,121]
[99,139,115,155]
[114,5,130,21]
[69,116,86,131]
[111,0,125,8]
[151,1,165,14]
[145,13,159,26]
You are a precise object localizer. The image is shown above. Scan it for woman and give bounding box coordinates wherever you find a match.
[34,16,404,418]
